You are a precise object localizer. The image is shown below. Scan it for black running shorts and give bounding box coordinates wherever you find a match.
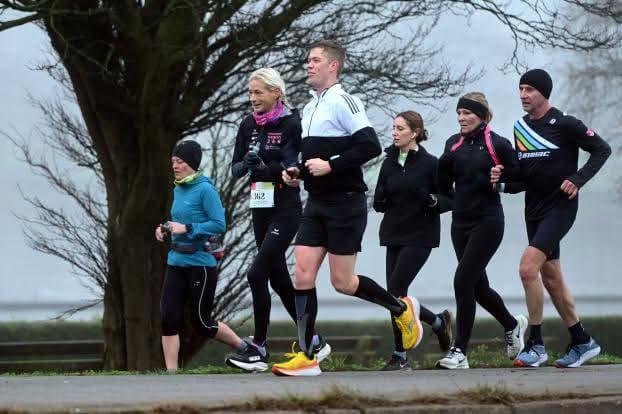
[526,198,578,260]
[295,192,367,255]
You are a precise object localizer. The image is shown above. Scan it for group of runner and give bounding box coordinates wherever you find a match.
[156,40,611,376]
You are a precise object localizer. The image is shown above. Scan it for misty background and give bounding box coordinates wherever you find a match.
[1,11,620,321]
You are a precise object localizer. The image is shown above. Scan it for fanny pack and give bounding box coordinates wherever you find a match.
[171,235,224,261]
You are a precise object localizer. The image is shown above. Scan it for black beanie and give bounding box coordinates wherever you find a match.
[519,69,553,99]
[172,140,202,171]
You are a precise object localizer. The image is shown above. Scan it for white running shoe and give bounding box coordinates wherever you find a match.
[505,314,528,359]
[436,346,469,369]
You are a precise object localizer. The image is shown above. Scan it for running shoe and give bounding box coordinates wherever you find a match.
[554,338,601,368]
[381,354,410,371]
[271,344,321,377]
[504,314,528,359]
[436,346,469,369]
[393,296,423,351]
[312,335,332,363]
[435,309,453,352]
[225,342,269,372]
[514,339,548,367]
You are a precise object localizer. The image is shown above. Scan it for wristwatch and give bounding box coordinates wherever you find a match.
[184,223,193,234]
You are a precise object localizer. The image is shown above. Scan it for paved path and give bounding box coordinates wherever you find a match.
[1,365,621,412]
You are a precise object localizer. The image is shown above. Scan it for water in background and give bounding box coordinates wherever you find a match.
[1,189,620,321]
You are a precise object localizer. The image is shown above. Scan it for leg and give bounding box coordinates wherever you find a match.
[541,260,579,326]
[160,266,188,370]
[542,260,590,346]
[267,206,302,326]
[452,219,507,352]
[519,246,547,325]
[294,245,325,356]
[246,208,274,345]
[189,266,242,349]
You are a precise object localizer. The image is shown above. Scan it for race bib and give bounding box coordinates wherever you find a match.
[250,182,275,208]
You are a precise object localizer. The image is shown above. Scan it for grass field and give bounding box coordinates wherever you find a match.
[1,316,621,372]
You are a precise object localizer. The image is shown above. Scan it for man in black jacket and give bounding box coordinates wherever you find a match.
[492,69,611,368]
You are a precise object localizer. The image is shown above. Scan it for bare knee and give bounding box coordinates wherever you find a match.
[519,248,546,284]
[330,272,357,295]
[295,262,316,289]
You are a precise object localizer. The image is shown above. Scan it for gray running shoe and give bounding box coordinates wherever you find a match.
[514,340,548,367]
[555,338,601,368]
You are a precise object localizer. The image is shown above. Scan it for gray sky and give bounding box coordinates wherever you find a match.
[0,11,619,308]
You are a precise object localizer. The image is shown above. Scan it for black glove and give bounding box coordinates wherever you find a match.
[244,151,261,167]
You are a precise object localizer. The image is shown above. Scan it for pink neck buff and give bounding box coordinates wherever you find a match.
[253,101,284,126]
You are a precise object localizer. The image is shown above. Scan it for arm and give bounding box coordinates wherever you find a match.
[186,184,226,240]
[565,118,612,188]
[328,96,381,173]
[328,126,382,172]
[373,160,388,213]
[436,142,455,204]
[231,122,249,178]
[429,156,453,214]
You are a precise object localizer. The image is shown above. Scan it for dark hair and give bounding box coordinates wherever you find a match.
[396,111,428,143]
[308,39,346,75]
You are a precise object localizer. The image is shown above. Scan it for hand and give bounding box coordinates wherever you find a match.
[490,164,504,184]
[305,158,331,177]
[155,226,165,242]
[167,221,188,235]
[282,167,300,187]
[244,151,261,167]
[560,179,579,199]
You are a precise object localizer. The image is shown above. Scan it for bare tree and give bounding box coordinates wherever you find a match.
[1,0,619,370]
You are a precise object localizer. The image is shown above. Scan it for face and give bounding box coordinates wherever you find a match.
[171,156,194,180]
[307,47,338,89]
[519,84,547,114]
[457,108,483,134]
[392,116,417,149]
[249,79,280,113]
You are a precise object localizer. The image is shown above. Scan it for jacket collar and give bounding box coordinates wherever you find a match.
[309,83,342,99]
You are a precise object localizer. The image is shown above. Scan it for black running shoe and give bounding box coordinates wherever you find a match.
[381,354,410,371]
[435,309,453,352]
[226,343,269,372]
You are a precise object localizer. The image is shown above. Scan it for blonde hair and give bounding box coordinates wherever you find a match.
[461,91,493,123]
[249,67,290,106]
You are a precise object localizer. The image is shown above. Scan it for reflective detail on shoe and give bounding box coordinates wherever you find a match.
[554,338,601,368]
[514,341,548,367]
[436,309,453,352]
[226,343,269,372]
[271,350,321,377]
[381,354,411,371]
[505,314,528,359]
[393,296,423,351]
[436,346,469,369]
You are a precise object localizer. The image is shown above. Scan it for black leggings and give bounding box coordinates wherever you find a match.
[386,246,436,352]
[160,265,219,337]
[248,205,301,344]
[451,217,516,353]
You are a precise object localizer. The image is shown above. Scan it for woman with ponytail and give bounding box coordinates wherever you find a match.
[373,111,453,370]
